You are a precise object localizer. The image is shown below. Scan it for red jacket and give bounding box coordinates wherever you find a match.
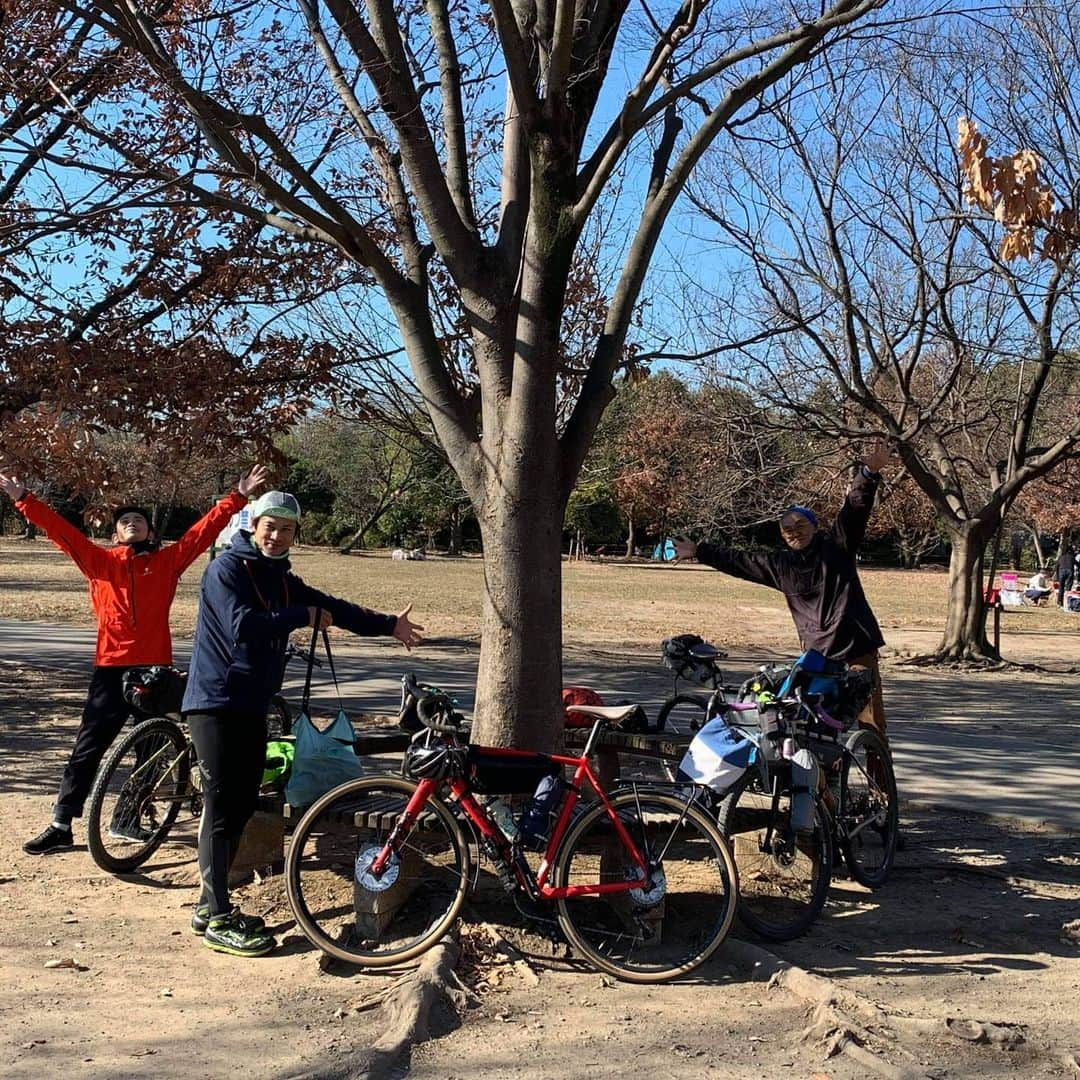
[16,491,247,667]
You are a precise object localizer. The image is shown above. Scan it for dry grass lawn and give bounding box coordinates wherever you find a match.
[2,537,1075,653]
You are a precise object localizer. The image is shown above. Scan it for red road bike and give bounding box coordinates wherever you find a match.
[285,690,738,983]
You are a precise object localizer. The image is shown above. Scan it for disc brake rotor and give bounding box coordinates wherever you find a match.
[355,845,401,892]
[628,864,666,906]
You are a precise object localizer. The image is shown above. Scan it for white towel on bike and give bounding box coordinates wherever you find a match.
[678,718,756,794]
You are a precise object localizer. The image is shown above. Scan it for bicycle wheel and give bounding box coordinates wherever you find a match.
[285,776,469,967]
[85,718,190,873]
[552,788,737,983]
[267,694,292,739]
[839,728,899,889]
[717,768,832,940]
[655,693,711,734]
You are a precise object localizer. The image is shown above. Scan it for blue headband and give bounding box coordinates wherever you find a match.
[782,505,818,527]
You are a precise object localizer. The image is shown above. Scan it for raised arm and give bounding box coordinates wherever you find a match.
[163,465,268,574]
[1,472,109,579]
[833,445,889,556]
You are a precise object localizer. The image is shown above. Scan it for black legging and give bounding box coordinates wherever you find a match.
[55,666,136,824]
[186,711,267,917]
[1057,571,1073,607]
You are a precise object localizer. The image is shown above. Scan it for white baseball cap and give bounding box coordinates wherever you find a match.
[248,491,301,522]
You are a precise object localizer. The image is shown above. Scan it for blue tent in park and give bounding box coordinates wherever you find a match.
[652,539,676,562]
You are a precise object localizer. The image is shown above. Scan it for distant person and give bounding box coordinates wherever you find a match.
[1024,569,1052,605]
[0,465,268,856]
[181,490,424,958]
[1055,544,1075,607]
[674,444,893,747]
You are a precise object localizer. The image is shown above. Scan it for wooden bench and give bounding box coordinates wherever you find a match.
[282,792,438,832]
[563,726,693,788]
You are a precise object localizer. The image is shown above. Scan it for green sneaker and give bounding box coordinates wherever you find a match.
[191,904,266,936]
[203,911,274,957]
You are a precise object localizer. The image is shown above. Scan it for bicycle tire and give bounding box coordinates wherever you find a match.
[285,776,469,967]
[552,788,738,983]
[267,694,292,739]
[655,693,711,734]
[839,728,899,889]
[85,717,190,873]
[716,768,832,941]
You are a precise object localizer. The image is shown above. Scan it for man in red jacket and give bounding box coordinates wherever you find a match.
[0,465,268,855]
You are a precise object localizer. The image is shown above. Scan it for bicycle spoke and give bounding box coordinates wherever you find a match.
[554,792,737,982]
[286,778,468,967]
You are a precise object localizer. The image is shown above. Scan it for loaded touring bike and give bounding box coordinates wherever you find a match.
[285,685,739,983]
[691,650,899,941]
[85,659,296,874]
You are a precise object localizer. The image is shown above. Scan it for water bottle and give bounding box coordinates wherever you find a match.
[517,775,566,851]
[789,749,820,833]
[485,798,519,844]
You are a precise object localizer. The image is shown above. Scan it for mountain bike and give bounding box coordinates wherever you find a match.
[84,657,299,873]
[285,691,739,983]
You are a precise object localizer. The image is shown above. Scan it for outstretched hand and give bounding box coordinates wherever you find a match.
[672,538,698,564]
[864,442,893,476]
[0,471,26,501]
[392,603,425,651]
[238,464,270,497]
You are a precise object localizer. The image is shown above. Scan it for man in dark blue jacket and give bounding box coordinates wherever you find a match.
[182,490,423,957]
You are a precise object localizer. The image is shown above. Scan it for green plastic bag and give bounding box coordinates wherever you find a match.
[263,739,295,786]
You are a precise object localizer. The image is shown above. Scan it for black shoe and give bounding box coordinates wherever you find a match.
[23,824,74,855]
[191,905,266,936]
[203,911,275,957]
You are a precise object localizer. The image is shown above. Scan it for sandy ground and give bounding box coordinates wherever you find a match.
[2,658,1079,1080]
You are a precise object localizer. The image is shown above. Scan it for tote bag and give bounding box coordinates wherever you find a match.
[283,619,365,807]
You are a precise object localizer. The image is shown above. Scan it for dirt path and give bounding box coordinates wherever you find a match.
[2,660,1079,1080]
[407,804,1080,1080]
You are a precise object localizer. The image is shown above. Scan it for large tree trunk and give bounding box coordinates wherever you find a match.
[471,461,564,751]
[468,248,568,748]
[624,515,636,559]
[931,524,999,661]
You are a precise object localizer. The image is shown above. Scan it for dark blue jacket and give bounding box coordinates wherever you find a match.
[696,470,885,661]
[182,532,398,716]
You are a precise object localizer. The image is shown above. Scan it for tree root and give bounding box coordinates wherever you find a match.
[896,653,1005,670]
[349,941,475,1080]
[723,938,1026,1078]
[896,653,1080,675]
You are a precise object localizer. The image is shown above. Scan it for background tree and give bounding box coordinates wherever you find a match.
[685,16,1080,661]
[606,373,698,556]
[280,414,423,550]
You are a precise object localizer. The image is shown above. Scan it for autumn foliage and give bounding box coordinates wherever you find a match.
[957,117,1078,262]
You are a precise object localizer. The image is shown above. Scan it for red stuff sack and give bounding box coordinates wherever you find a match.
[562,687,605,728]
